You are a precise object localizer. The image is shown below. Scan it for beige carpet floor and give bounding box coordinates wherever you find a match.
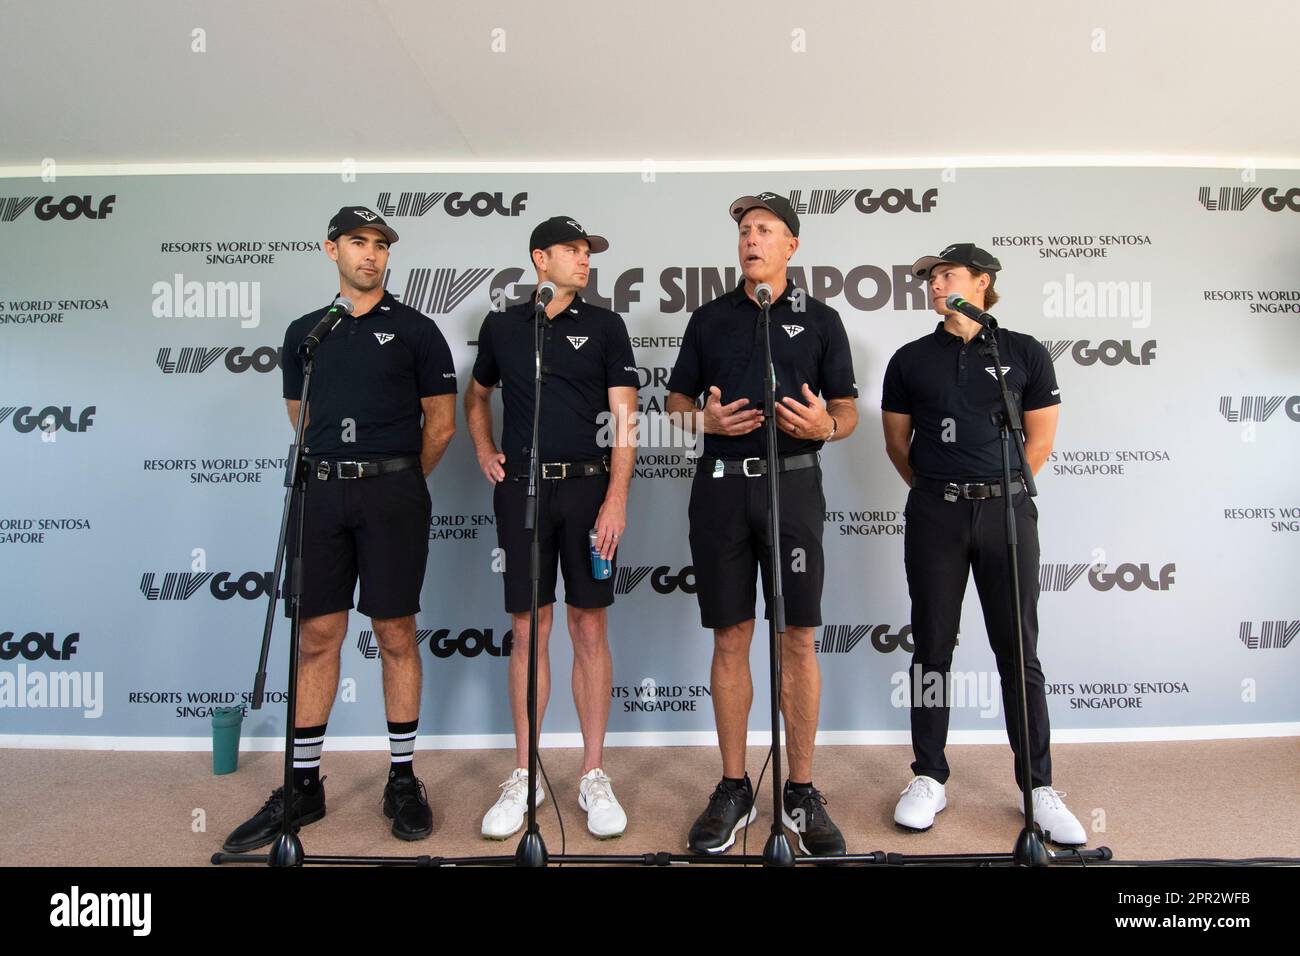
[1,739,1297,866]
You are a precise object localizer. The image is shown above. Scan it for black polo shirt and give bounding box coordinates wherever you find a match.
[667,279,859,459]
[471,294,639,466]
[881,322,1061,481]
[282,291,457,461]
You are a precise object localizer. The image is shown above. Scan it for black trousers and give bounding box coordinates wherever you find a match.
[902,484,1052,789]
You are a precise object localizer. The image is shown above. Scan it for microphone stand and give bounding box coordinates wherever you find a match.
[514,292,550,867]
[883,315,1110,868]
[757,288,795,868]
[980,319,1049,865]
[212,343,318,867]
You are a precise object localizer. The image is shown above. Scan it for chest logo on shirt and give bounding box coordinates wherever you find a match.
[984,366,1010,380]
[373,333,395,345]
[782,325,805,339]
[567,336,588,350]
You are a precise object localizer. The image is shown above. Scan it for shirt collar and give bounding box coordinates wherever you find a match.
[934,320,998,347]
[934,321,965,342]
[730,275,798,309]
[338,290,395,320]
[517,291,585,320]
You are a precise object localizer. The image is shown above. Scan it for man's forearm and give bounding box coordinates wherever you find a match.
[886,446,913,487]
[605,443,634,503]
[825,399,858,442]
[420,426,454,475]
[464,393,498,458]
[665,392,703,435]
[1023,438,1051,476]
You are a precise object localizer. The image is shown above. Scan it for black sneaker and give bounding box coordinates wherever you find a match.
[686,775,756,854]
[222,782,326,853]
[781,781,846,856]
[383,774,433,841]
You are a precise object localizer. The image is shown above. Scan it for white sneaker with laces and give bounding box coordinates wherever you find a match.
[894,775,947,830]
[480,768,546,840]
[1031,786,1087,846]
[578,768,627,839]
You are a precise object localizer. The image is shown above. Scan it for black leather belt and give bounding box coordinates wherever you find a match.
[913,476,1024,501]
[508,457,609,480]
[309,455,420,480]
[698,452,820,478]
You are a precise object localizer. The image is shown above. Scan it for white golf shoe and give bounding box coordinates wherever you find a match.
[578,768,627,839]
[1031,786,1087,846]
[894,775,947,831]
[481,768,546,840]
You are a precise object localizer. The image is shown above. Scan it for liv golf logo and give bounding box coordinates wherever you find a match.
[0,405,96,435]
[614,565,696,596]
[400,267,494,314]
[1218,395,1300,422]
[139,571,274,601]
[1237,620,1298,650]
[786,187,938,215]
[1041,340,1156,366]
[375,191,527,218]
[1198,186,1300,212]
[816,624,914,654]
[1039,562,1176,592]
[0,194,116,222]
[155,346,281,374]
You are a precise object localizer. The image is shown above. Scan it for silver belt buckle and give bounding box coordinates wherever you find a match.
[742,457,763,477]
[315,461,331,481]
[542,462,567,479]
[337,461,362,479]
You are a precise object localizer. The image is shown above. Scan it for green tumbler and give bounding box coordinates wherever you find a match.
[211,706,244,775]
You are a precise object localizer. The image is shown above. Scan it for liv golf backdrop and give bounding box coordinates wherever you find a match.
[1,166,1297,749]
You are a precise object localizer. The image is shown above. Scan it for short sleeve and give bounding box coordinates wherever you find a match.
[880,350,911,414]
[1022,337,1062,410]
[666,310,705,398]
[282,320,306,401]
[470,314,500,388]
[414,316,458,397]
[603,313,640,389]
[819,308,859,399]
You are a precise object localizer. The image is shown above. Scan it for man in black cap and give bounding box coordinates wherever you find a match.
[665,193,859,856]
[464,216,639,840]
[222,206,458,852]
[880,242,1085,845]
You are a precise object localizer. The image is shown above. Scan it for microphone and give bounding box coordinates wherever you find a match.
[945,293,997,330]
[535,282,557,310]
[299,296,354,356]
[755,283,773,308]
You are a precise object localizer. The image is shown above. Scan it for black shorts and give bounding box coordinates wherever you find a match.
[687,464,826,630]
[285,466,431,620]
[494,473,615,614]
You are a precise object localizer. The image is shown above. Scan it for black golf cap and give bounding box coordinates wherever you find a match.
[911,242,1001,279]
[327,205,399,244]
[729,191,801,238]
[529,216,609,254]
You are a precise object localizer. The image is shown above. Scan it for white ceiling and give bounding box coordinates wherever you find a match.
[2,0,1297,170]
